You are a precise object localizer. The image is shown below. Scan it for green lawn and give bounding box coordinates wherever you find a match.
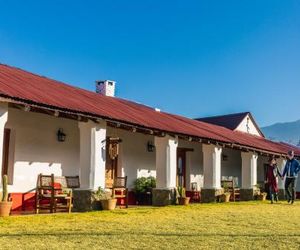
[1,202,300,249]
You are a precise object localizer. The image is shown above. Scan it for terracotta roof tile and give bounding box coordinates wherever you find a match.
[0,63,298,156]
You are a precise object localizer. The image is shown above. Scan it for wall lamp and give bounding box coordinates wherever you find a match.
[147,141,155,152]
[57,128,66,142]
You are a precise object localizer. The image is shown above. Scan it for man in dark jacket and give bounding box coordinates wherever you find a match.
[282,151,300,204]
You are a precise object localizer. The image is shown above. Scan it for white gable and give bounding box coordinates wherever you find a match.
[235,114,262,137]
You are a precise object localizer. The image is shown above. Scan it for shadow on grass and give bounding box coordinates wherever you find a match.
[0,232,300,238]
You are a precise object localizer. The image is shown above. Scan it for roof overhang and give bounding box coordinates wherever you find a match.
[1,95,295,158]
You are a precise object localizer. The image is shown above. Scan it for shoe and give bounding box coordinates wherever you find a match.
[291,200,294,204]
[271,200,274,204]
[288,199,291,203]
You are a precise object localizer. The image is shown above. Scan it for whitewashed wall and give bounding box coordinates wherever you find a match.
[236,114,261,137]
[178,140,203,191]
[221,148,242,187]
[105,131,205,191]
[6,108,80,193]
[6,108,299,194]
[107,127,156,189]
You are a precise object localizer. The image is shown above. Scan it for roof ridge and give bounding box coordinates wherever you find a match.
[195,111,250,120]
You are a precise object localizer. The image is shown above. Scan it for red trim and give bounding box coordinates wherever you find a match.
[116,191,136,206]
[10,191,138,212]
[10,193,36,211]
[186,191,201,203]
[10,191,300,211]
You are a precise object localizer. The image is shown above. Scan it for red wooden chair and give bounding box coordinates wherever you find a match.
[112,176,128,208]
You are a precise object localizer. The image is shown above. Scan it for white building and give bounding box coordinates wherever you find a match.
[0,64,298,211]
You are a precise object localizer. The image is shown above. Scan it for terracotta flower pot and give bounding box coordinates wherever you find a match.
[257,193,267,201]
[0,201,12,217]
[100,199,117,210]
[178,197,190,205]
[220,193,231,203]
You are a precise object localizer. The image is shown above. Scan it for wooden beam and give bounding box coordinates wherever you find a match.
[178,147,194,152]
[9,102,89,123]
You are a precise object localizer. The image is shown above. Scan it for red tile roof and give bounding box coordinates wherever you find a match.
[196,112,264,137]
[279,142,300,153]
[0,63,298,156]
[197,112,249,130]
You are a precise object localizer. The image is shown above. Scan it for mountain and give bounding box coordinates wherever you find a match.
[262,120,300,146]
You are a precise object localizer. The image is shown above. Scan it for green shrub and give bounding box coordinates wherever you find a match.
[133,176,156,194]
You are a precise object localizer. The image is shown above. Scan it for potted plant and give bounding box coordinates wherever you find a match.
[134,177,156,205]
[0,175,12,217]
[220,192,231,203]
[94,187,117,210]
[253,184,267,201]
[256,192,267,201]
[253,184,262,196]
[177,186,190,205]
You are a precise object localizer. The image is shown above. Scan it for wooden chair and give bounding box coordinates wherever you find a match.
[53,176,79,213]
[36,174,80,214]
[35,174,55,214]
[112,176,128,208]
[221,180,240,202]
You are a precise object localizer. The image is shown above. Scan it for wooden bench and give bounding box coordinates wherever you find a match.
[36,174,80,214]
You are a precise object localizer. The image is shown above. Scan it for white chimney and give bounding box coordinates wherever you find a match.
[95,80,116,97]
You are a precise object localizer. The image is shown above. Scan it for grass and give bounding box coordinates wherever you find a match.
[1,202,300,249]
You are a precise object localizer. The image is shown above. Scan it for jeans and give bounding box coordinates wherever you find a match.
[269,186,278,202]
[285,177,296,201]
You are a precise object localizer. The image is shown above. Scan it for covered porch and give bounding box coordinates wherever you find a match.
[0,102,294,213]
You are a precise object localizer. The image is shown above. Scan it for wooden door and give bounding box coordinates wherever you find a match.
[105,150,118,188]
[2,128,10,177]
[177,148,186,188]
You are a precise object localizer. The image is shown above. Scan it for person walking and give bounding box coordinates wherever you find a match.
[266,156,282,203]
[282,151,300,204]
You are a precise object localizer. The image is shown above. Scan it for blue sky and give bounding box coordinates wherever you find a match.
[0,1,299,126]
